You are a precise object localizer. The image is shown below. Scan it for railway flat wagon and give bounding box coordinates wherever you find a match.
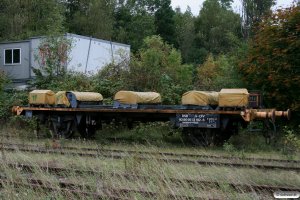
[12,89,290,145]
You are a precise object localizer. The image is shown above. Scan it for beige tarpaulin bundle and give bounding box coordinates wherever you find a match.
[29,90,55,105]
[55,91,71,107]
[219,88,249,107]
[114,91,162,104]
[69,92,103,102]
[181,91,219,106]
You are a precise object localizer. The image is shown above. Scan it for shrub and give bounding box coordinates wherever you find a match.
[282,126,300,154]
[125,35,193,103]
[31,35,88,91]
[91,63,127,99]
[0,71,9,92]
[31,70,93,91]
[223,142,236,153]
[0,91,28,121]
[197,54,244,91]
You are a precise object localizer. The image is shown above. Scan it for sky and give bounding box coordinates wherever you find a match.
[171,0,296,16]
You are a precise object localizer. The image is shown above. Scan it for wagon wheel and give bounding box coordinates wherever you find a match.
[262,119,276,144]
[77,119,96,139]
[49,118,75,139]
[214,129,232,146]
[78,125,96,138]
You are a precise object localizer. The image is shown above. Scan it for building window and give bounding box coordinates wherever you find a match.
[4,48,21,65]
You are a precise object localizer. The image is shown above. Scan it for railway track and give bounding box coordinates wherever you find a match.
[0,174,222,200]
[2,162,299,196]
[1,143,300,171]
[0,176,126,200]
[2,142,300,164]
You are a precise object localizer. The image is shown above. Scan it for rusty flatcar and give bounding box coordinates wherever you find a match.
[12,89,290,145]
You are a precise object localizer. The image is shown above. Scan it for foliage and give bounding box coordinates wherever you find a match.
[154,0,176,45]
[32,35,92,91]
[0,71,9,93]
[239,6,300,111]
[32,35,74,89]
[241,0,275,38]
[173,8,198,63]
[197,54,244,90]
[34,70,92,92]
[126,35,193,104]
[35,35,72,76]
[8,115,38,132]
[0,0,65,40]
[0,91,28,121]
[91,63,128,98]
[66,0,115,40]
[113,0,156,51]
[95,122,183,146]
[281,126,300,154]
[91,35,193,104]
[223,141,236,153]
[195,0,242,56]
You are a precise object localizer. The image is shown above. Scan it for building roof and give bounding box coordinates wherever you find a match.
[66,33,130,48]
[0,39,30,44]
[0,33,130,48]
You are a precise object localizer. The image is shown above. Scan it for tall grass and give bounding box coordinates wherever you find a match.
[2,145,300,199]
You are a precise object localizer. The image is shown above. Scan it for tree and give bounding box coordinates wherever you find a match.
[174,7,198,63]
[197,54,244,90]
[154,0,176,45]
[126,35,193,104]
[195,0,242,57]
[241,0,275,38]
[32,35,73,89]
[113,0,156,51]
[220,0,233,9]
[239,6,300,110]
[0,0,65,40]
[66,0,115,40]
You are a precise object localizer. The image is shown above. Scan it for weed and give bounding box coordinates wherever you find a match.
[223,142,236,153]
[281,126,300,156]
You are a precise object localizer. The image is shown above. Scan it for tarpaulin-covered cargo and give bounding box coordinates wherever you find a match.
[29,90,55,105]
[114,91,162,104]
[67,92,103,102]
[66,91,103,108]
[55,91,70,107]
[219,88,249,107]
[181,91,219,106]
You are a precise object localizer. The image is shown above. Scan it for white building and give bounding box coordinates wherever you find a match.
[0,33,130,87]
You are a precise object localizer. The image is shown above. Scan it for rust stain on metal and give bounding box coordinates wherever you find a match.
[12,106,241,115]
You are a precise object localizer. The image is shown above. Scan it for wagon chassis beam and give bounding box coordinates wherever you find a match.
[12,106,291,122]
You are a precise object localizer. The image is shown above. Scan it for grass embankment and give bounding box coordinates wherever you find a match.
[1,148,300,199]
[0,121,299,199]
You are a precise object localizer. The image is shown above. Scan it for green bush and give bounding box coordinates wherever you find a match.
[223,142,236,153]
[281,126,300,154]
[31,35,94,91]
[0,91,28,121]
[91,63,126,99]
[125,35,194,103]
[0,71,9,92]
[196,54,244,91]
[159,74,192,104]
[225,130,276,152]
[31,70,92,91]
[8,115,38,131]
[95,122,183,146]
